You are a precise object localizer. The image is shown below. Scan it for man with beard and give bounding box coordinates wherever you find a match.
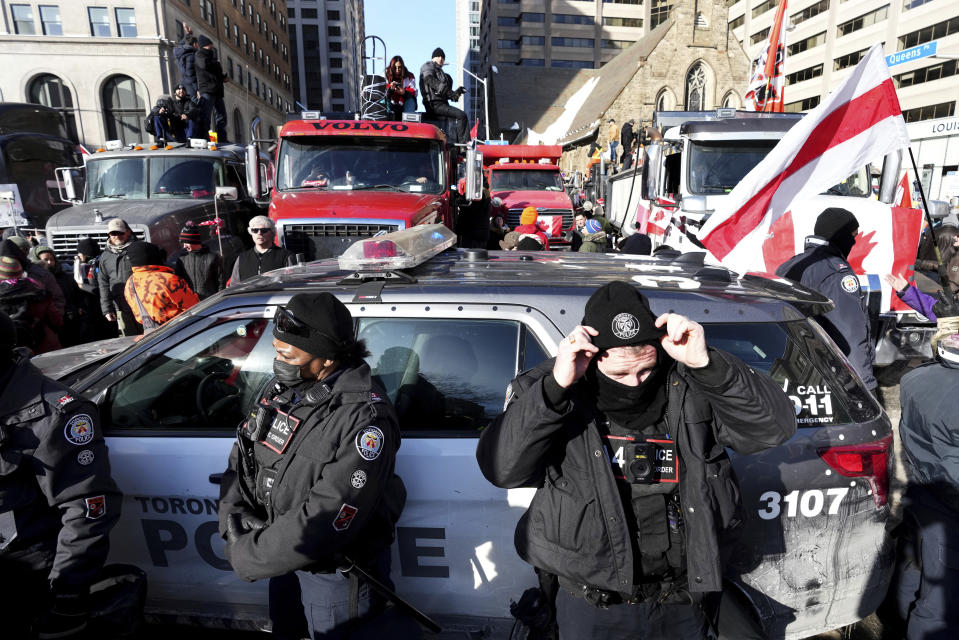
[776,208,876,391]
[476,281,795,638]
[97,218,142,336]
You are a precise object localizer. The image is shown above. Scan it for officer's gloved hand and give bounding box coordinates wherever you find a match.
[36,588,89,639]
[227,512,267,543]
[933,289,959,319]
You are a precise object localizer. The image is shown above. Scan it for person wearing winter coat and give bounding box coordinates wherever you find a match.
[3,236,65,317]
[31,245,85,347]
[513,206,550,250]
[174,23,200,99]
[146,95,178,143]
[0,255,61,354]
[123,243,199,328]
[170,84,201,141]
[174,223,223,300]
[476,282,795,638]
[97,219,142,336]
[419,48,468,143]
[386,55,417,120]
[72,238,114,342]
[195,35,228,142]
[578,219,608,253]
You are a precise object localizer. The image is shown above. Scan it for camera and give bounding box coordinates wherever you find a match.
[626,442,657,484]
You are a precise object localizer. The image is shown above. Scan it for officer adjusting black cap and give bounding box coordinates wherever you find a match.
[582,281,665,351]
[274,292,354,360]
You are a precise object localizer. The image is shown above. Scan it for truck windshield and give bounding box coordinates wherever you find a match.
[688,140,873,197]
[276,136,445,194]
[490,169,564,191]
[86,156,222,201]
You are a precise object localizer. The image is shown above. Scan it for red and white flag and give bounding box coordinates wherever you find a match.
[699,44,911,274]
[744,0,787,112]
[894,173,912,207]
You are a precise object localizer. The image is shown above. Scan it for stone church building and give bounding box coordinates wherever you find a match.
[491,0,752,173]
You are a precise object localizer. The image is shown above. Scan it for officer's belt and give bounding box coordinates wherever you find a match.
[558,576,691,609]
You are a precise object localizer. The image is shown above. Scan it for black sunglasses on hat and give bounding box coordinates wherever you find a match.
[274,307,310,338]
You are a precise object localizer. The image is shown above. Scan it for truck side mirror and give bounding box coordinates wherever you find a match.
[215,186,238,201]
[878,150,902,205]
[246,144,262,199]
[574,171,583,189]
[465,146,484,202]
[56,166,85,203]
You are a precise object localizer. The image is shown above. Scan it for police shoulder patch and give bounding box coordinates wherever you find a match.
[56,394,75,408]
[333,503,358,531]
[64,414,95,446]
[84,495,106,519]
[356,426,384,461]
[350,469,367,489]
[841,274,859,293]
[77,450,95,466]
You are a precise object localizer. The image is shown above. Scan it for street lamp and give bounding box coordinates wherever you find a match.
[462,65,498,142]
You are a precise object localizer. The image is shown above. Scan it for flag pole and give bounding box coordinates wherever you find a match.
[908,147,946,283]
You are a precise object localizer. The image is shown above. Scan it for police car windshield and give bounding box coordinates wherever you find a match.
[490,169,564,192]
[86,156,222,201]
[276,136,445,194]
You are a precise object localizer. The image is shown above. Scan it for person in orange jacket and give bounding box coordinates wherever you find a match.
[123,242,199,328]
[513,206,550,250]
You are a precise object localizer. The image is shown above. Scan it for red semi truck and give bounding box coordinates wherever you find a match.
[269,115,460,259]
[481,144,575,248]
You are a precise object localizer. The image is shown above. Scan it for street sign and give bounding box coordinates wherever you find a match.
[886,41,937,67]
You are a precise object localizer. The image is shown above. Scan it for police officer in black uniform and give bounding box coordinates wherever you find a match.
[0,310,122,639]
[476,282,795,638]
[895,327,959,638]
[218,293,407,639]
[776,207,877,391]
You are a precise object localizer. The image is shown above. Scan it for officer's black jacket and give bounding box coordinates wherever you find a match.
[476,349,795,594]
[218,363,406,582]
[776,236,877,389]
[0,355,121,589]
[899,361,959,513]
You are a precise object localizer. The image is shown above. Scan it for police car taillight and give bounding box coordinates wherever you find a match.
[817,435,892,509]
[338,224,456,271]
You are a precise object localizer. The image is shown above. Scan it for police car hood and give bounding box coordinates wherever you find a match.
[46,199,211,230]
[32,337,136,381]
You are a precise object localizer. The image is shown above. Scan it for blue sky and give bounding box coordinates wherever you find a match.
[364,0,458,83]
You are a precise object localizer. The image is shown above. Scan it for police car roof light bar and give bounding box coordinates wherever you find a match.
[338,224,456,272]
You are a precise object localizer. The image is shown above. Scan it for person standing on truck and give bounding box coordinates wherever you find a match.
[195,35,228,143]
[0,309,122,639]
[228,216,296,286]
[174,223,222,300]
[217,293,409,639]
[607,119,620,169]
[775,208,877,392]
[896,328,959,639]
[476,281,795,638]
[97,218,142,337]
[419,48,468,144]
[620,119,634,169]
[174,23,200,100]
[386,55,417,120]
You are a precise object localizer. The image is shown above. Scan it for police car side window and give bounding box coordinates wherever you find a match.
[703,321,853,427]
[103,318,274,431]
[357,318,522,435]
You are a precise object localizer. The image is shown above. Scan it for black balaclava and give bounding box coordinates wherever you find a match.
[814,207,859,259]
[586,344,672,431]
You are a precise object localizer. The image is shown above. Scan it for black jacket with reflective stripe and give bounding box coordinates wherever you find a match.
[476,349,796,593]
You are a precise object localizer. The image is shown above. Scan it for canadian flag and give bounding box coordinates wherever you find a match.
[744,0,787,112]
[699,44,911,274]
[894,173,912,208]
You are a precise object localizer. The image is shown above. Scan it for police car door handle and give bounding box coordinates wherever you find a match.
[209,473,223,485]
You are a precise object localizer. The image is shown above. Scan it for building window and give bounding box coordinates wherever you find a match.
[834,48,869,71]
[243,33,248,54]
[11,4,35,34]
[553,13,595,25]
[895,59,959,89]
[603,0,642,4]
[685,63,707,111]
[329,41,342,52]
[233,24,239,45]
[898,17,959,50]
[786,63,824,85]
[521,36,545,45]
[750,27,770,45]
[791,0,829,26]
[722,91,740,109]
[39,5,62,36]
[331,73,343,83]
[552,59,594,68]
[115,8,137,37]
[327,10,340,20]
[328,26,340,36]
[88,7,111,37]
[552,37,595,48]
[521,13,546,22]
[301,8,317,19]
[28,73,78,141]
[787,31,825,55]
[498,16,517,26]
[650,0,673,29]
[102,75,145,144]
[752,0,780,19]
[728,14,744,30]
[784,96,821,112]
[330,57,343,68]
[498,39,519,48]
[228,57,234,79]
[604,16,644,28]
[836,5,888,37]
[519,58,545,66]
[903,0,933,9]
[656,88,674,111]
[332,89,345,99]
[223,14,230,38]
[603,39,633,49]
[233,109,243,144]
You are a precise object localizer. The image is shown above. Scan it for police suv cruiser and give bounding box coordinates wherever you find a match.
[34,226,894,638]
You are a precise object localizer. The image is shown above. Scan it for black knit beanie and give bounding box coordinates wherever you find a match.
[273,293,355,360]
[582,281,664,351]
[180,223,202,245]
[198,35,213,48]
[77,237,101,258]
[432,47,446,59]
